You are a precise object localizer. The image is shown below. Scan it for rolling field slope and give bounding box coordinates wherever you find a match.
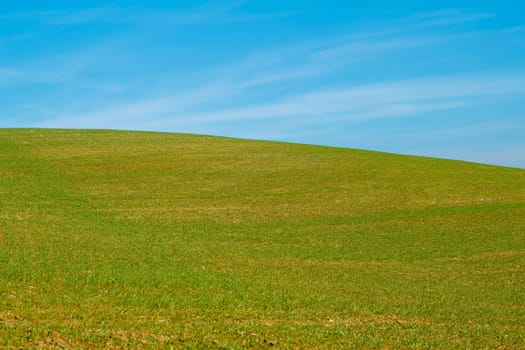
[1,129,524,348]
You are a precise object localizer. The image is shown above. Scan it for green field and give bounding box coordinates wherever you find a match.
[1,128,524,349]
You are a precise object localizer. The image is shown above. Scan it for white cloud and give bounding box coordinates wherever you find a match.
[168,73,525,123]
[407,9,494,26]
[39,72,525,133]
[41,84,236,129]
[313,37,428,59]
[196,8,496,92]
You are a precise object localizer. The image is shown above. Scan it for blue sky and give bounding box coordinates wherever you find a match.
[1,1,525,168]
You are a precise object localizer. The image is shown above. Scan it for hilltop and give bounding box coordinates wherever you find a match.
[1,129,524,348]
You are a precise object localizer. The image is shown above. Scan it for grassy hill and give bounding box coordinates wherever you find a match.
[1,128,524,348]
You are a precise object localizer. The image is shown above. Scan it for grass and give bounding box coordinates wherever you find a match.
[0,128,524,349]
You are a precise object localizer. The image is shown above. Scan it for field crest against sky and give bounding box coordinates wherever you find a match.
[2,1,525,167]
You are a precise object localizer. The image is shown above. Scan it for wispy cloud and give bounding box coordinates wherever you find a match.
[0,10,59,20]
[2,6,494,90]
[40,72,525,132]
[313,37,429,59]
[0,7,114,25]
[0,67,20,81]
[0,41,114,86]
[40,83,236,129]
[323,8,493,45]
[199,8,495,91]
[45,7,117,25]
[32,5,525,133]
[0,1,293,27]
[407,9,494,25]
[169,73,525,122]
